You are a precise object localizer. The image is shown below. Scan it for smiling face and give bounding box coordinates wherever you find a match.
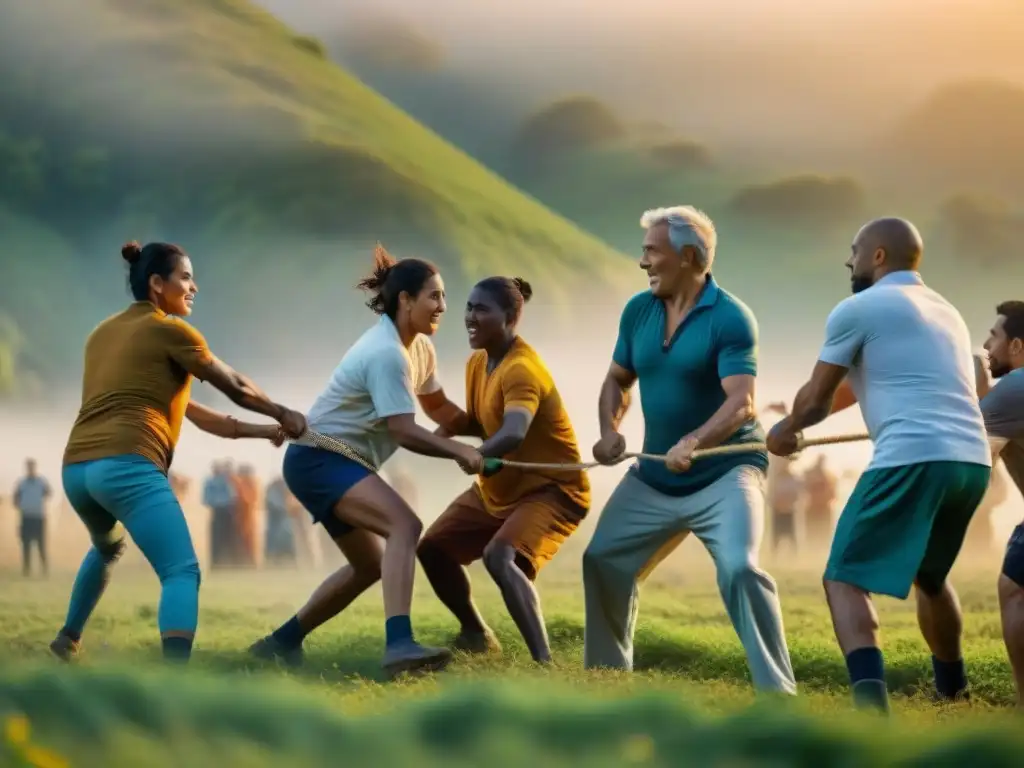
[402,272,446,336]
[983,313,1023,379]
[151,255,197,316]
[464,285,510,350]
[640,222,692,298]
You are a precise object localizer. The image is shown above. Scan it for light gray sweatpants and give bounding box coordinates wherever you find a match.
[582,464,797,694]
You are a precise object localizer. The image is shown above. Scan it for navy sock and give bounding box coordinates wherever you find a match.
[385,615,414,647]
[271,616,308,650]
[933,656,968,698]
[60,626,81,643]
[846,646,889,713]
[162,636,193,663]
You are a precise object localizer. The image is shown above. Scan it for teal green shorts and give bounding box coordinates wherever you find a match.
[824,461,991,599]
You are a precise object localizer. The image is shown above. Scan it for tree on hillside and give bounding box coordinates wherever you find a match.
[510,95,626,173]
[332,12,445,72]
[930,193,1024,266]
[645,140,713,172]
[0,315,22,398]
[515,96,625,154]
[729,175,865,231]
[878,79,1024,196]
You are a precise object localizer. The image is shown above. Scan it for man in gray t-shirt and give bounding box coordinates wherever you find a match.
[980,300,1024,706]
[13,458,51,577]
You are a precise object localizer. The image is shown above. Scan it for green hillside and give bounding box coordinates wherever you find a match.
[0,0,633,395]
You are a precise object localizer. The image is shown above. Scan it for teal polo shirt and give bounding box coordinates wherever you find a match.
[613,275,768,496]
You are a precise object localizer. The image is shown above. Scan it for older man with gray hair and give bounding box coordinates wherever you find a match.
[584,205,796,694]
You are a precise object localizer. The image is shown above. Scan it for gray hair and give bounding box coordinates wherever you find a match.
[640,205,717,272]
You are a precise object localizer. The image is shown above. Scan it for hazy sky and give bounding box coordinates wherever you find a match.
[258,0,1024,147]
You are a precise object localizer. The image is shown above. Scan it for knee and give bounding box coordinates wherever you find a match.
[482,541,514,578]
[582,542,609,575]
[96,537,127,566]
[390,512,423,543]
[160,558,201,588]
[999,573,1024,608]
[416,535,440,562]
[914,573,946,598]
[717,553,761,587]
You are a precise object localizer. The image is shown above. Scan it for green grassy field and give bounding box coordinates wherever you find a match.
[0,557,1020,766]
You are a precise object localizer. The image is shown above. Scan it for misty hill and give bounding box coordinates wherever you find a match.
[0,0,633,399]
[875,80,1024,198]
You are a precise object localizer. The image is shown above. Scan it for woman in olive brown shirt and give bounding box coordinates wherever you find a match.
[50,241,306,664]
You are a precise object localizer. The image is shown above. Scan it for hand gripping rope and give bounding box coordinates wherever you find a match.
[292,429,871,476]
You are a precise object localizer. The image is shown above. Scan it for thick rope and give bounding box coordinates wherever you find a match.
[294,430,377,472]
[292,429,870,474]
[488,432,870,471]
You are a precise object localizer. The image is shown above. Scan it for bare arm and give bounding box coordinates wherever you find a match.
[188,356,291,422]
[598,362,636,438]
[974,354,991,399]
[185,401,281,441]
[830,378,857,415]
[685,374,756,450]
[778,361,850,435]
[478,408,533,458]
[418,389,484,438]
[386,413,477,462]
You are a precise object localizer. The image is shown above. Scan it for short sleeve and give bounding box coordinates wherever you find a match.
[162,319,214,379]
[981,372,1024,441]
[501,361,543,417]
[716,304,759,379]
[365,347,418,418]
[415,338,441,396]
[612,294,645,372]
[819,299,865,368]
[464,354,483,423]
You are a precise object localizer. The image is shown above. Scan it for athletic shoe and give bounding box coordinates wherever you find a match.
[248,635,304,668]
[49,633,80,662]
[382,641,453,679]
[932,687,971,704]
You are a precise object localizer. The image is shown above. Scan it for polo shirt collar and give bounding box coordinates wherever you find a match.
[875,270,923,287]
[695,273,720,309]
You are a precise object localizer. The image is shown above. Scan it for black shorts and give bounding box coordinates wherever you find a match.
[19,517,44,543]
[772,510,797,539]
[1003,524,1024,587]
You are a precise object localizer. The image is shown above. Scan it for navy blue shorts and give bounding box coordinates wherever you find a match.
[282,444,372,539]
[1003,523,1024,588]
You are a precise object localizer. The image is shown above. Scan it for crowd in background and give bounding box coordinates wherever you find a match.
[0,448,1011,577]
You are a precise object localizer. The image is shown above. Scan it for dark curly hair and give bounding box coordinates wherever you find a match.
[474,276,533,323]
[357,244,439,320]
[121,241,187,301]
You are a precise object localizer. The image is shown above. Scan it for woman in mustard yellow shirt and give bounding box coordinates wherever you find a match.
[418,276,589,663]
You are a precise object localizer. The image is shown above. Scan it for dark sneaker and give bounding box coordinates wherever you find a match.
[933,687,971,704]
[49,633,80,663]
[452,629,502,655]
[248,635,304,669]
[382,641,453,679]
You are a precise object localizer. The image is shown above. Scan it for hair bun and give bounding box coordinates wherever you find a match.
[121,241,143,264]
[512,277,533,302]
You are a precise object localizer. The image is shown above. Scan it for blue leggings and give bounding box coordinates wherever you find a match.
[62,455,201,638]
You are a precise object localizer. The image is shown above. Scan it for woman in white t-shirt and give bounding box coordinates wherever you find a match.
[251,245,483,679]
